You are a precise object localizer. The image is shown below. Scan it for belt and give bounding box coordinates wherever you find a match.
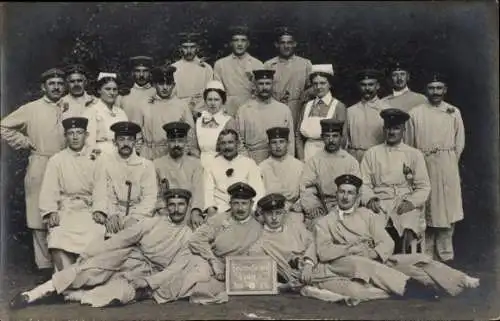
[421,147,455,156]
[96,138,111,143]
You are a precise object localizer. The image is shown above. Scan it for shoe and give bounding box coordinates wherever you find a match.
[9,292,30,310]
[106,298,123,307]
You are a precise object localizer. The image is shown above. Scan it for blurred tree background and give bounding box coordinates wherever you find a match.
[1,2,498,271]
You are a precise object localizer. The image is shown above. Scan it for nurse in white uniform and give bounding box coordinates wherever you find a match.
[83,72,128,156]
[296,64,347,161]
[194,80,236,168]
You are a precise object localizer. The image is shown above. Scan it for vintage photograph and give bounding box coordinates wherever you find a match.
[0,2,498,320]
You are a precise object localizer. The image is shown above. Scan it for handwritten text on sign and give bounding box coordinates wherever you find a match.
[225,256,278,295]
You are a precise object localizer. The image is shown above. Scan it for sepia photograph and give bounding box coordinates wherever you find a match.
[0,2,498,320]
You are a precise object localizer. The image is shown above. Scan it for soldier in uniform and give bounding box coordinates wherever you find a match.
[39,117,105,271]
[346,69,391,162]
[120,56,156,124]
[139,65,197,160]
[172,32,214,118]
[61,64,96,118]
[361,109,430,252]
[189,182,263,304]
[1,68,67,273]
[299,119,360,230]
[382,61,427,113]
[92,121,157,236]
[214,26,264,117]
[406,73,466,262]
[235,69,295,164]
[153,122,205,229]
[264,27,312,129]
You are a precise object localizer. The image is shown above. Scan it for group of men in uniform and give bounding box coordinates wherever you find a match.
[2,25,475,310]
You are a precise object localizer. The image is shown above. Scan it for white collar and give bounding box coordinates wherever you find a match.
[315,92,333,105]
[133,83,152,90]
[264,224,284,233]
[232,214,251,224]
[337,205,355,221]
[200,110,228,125]
[392,87,409,97]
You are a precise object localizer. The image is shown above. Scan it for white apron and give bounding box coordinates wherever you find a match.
[299,96,337,161]
[196,111,231,168]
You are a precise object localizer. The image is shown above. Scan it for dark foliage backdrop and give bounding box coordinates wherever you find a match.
[1,2,498,274]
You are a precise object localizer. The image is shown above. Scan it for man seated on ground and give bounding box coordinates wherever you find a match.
[249,193,390,306]
[10,188,209,309]
[314,174,480,302]
[361,108,430,252]
[188,182,263,304]
[39,117,106,271]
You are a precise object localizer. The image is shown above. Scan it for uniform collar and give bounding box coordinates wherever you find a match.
[66,145,91,157]
[315,92,333,105]
[392,87,409,97]
[264,224,284,233]
[231,52,249,60]
[232,214,252,224]
[200,110,228,125]
[96,99,120,114]
[324,148,347,158]
[43,95,62,105]
[113,150,142,165]
[384,142,404,150]
[277,55,296,63]
[336,205,355,221]
[133,82,152,90]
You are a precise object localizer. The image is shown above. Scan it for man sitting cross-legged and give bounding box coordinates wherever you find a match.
[10,188,210,309]
[249,193,390,306]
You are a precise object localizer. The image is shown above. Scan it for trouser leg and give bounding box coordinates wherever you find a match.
[51,249,77,271]
[32,229,52,269]
[435,224,455,262]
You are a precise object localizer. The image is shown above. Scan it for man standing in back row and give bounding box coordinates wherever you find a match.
[236,69,295,164]
[172,32,214,118]
[214,26,264,117]
[264,27,312,128]
[120,56,156,125]
[346,69,391,162]
[382,61,427,113]
[406,73,465,263]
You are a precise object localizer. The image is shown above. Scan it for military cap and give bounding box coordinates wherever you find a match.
[253,69,275,81]
[320,119,344,133]
[356,69,382,82]
[388,61,409,73]
[426,72,447,84]
[179,32,200,45]
[227,182,257,200]
[257,193,286,211]
[380,108,410,127]
[162,121,191,139]
[129,56,153,68]
[205,80,226,92]
[151,65,177,84]
[64,64,88,77]
[62,117,88,131]
[334,174,363,189]
[266,127,290,140]
[40,68,65,82]
[229,25,250,37]
[165,188,192,201]
[110,121,141,137]
[275,26,294,40]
